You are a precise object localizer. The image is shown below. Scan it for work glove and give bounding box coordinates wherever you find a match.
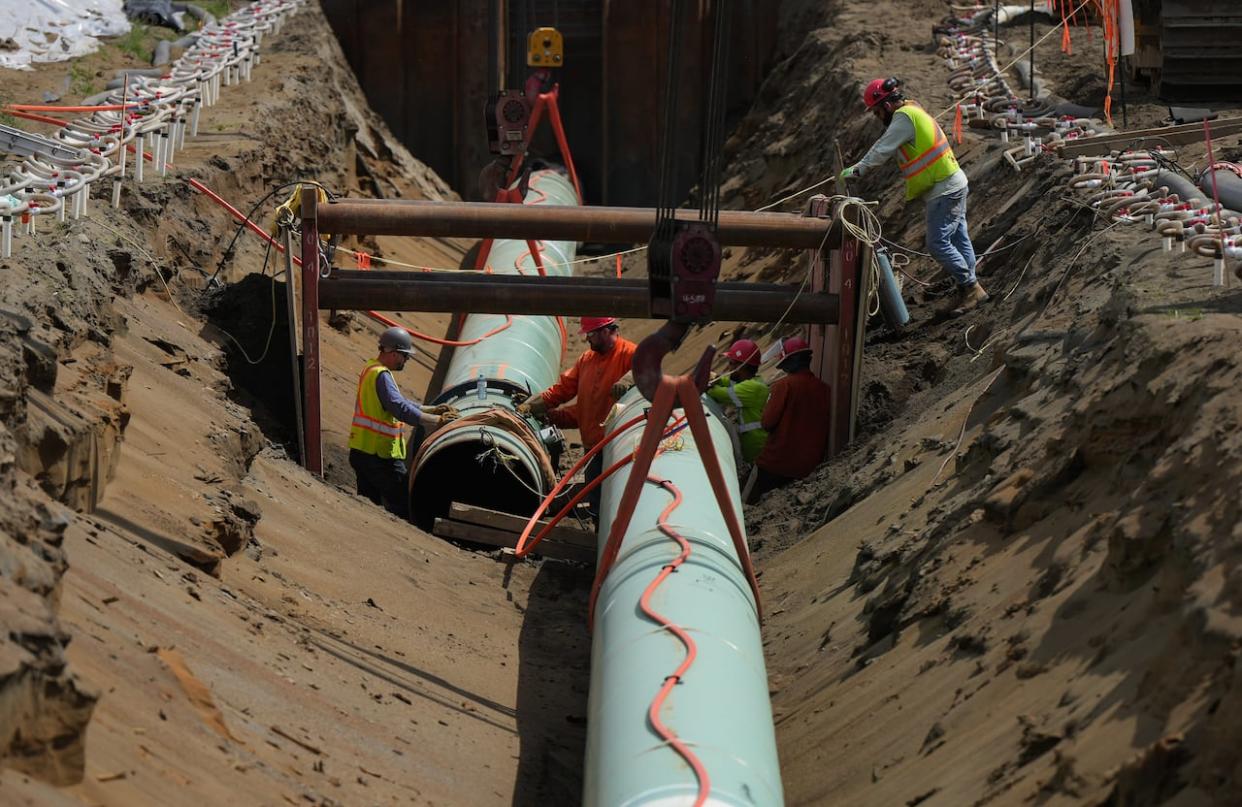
[838,165,857,183]
[436,412,459,427]
[517,397,548,418]
[422,404,459,418]
[610,380,633,401]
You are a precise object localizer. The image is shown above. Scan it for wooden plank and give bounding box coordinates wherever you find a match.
[432,518,595,564]
[1057,117,1242,157]
[448,502,595,550]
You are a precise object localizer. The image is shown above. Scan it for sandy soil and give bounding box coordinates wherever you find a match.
[3,0,1241,805]
[2,4,589,805]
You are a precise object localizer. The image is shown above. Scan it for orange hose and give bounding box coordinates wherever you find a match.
[640,477,711,806]
[513,413,649,558]
[3,103,143,112]
[518,417,687,556]
[5,109,70,127]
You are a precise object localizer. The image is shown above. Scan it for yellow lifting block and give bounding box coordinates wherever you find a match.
[527,27,563,67]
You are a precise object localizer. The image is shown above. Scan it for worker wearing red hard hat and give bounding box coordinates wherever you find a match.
[746,336,831,504]
[707,338,770,464]
[517,316,636,520]
[840,77,988,316]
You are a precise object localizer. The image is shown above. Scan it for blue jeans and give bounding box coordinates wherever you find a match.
[925,186,977,287]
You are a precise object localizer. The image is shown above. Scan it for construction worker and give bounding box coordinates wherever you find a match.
[518,316,636,520]
[707,339,769,465]
[349,327,458,519]
[746,337,831,504]
[840,77,988,315]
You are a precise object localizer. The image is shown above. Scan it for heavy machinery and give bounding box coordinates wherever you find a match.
[1129,0,1242,95]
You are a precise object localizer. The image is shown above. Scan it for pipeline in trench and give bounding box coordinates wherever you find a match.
[407,166,578,530]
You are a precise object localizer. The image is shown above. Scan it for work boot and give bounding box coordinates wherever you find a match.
[950,281,989,316]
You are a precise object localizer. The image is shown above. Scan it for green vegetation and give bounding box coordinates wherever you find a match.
[1165,308,1204,322]
[115,23,154,62]
[69,62,97,97]
[0,90,15,126]
[201,0,232,22]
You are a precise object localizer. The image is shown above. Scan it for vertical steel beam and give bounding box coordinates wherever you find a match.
[300,189,323,476]
[806,195,832,386]
[829,209,861,457]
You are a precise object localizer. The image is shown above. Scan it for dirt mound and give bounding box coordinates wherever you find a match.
[0,321,98,785]
[721,1,1242,804]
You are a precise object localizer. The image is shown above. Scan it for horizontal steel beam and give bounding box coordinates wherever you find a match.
[319,271,838,324]
[314,199,837,249]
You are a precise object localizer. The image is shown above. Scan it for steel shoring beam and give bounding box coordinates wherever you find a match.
[315,199,839,249]
[318,271,839,324]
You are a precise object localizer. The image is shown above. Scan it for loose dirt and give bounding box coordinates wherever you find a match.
[2,0,1240,805]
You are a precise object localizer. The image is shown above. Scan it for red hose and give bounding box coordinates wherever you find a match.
[518,416,686,556]
[4,103,143,112]
[5,109,71,127]
[513,413,648,558]
[640,477,710,806]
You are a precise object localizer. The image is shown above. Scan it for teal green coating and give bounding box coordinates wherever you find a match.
[440,169,580,398]
[585,391,784,807]
[411,169,579,512]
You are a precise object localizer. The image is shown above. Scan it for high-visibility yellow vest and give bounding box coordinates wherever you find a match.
[348,360,406,459]
[894,104,960,200]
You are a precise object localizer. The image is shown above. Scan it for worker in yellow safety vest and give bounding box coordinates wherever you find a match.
[348,327,458,519]
[840,77,988,316]
[706,338,769,466]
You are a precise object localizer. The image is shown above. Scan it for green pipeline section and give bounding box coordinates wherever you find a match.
[585,391,784,806]
[408,169,578,530]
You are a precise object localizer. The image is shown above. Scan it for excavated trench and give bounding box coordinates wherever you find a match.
[4,0,1241,803]
[202,274,301,460]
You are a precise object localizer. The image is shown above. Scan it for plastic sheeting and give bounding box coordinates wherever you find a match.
[0,0,131,70]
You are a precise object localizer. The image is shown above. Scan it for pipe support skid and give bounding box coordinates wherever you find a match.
[586,392,782,806]
[408,169,578,529]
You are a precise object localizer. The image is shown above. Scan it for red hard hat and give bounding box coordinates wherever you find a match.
[579,316,617,334]
[779,336,812,360]
[863,77,901,109]
[722,338,761,367]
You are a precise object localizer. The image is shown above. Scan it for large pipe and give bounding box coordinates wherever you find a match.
[407,169,578,530]
[585,392,783,806]
[320,273,839,324]
[317,198,837,249]
[1199,166,1242,214]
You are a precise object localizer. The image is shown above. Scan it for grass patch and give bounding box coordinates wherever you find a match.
[0,91,14,126]
[201,0,232,22]
[1165,308,1204,322]
[115,23,154,62]
[69,62,97,97]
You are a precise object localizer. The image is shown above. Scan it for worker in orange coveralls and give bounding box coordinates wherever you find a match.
[518,316,636,521]
[745,336,831,504]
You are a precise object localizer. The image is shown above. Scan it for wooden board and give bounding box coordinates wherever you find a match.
[447,502,596,550]
[432,518,595,564]
[1057,117,1242,158]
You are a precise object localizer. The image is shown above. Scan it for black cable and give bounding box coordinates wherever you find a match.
[1028,0,1035,101]
[701,2,730,229]
[202,179,337,292]
[654,0,686,239]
